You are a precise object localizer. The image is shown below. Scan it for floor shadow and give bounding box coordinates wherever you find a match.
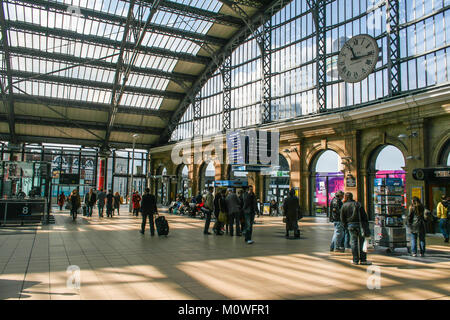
[0,279,40,300]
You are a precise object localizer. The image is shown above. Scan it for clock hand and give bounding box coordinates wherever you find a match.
[350,52,375,61]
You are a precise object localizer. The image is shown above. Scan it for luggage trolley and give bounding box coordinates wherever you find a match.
[372,178,409,253]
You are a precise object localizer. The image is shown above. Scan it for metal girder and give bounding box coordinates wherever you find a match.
[0,0,16,142]
[193,93,201,136]
[11,0,243,28]
[158,0,292,145]
[2,70,185,100]
[6,21,212,65]
[386,0,400,96]
[6,46,197,83]
[217,0,272,124]
[221,53,232,132]
[0,114,163,135]
[0,133,152,150]
[104,0,162,149]
[149,0,244,27]
[233,0,265,9]
[7,0,227,47]
[11,94,173,118]
[306,0,326,112]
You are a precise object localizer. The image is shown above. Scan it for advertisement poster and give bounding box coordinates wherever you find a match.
[411,187,423,201]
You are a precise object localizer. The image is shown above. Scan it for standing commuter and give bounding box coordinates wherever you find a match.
[437,195,449,243]
[140,188,158,236]
[237,189,245,234]
[203,187,214,235]
[132,191,142,216]
[214,189,227,235]
[283,189,301,238]
[242,186,258,244]
[329,190,345,252]
[340,192,371,265]
[114,192,121,216]
[84,188,96,217]
[68,189,81,220]
[407,197,430,257]
[106,190,114,218]
[226,188,241,236]
[97,188,106,218]
[58,192,66,210]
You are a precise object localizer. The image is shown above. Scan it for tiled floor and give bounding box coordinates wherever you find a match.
[0,206,449,300]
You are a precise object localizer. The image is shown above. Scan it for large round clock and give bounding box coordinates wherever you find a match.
[337,34,379,83]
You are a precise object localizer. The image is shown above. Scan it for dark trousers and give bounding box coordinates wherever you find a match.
[228,211,241,236]
[141,213,155,235]
[133,208,139,216]
[244,212,255,241]
[106,207,113,217]
[348,225,367,263]
[203,209,212,234]
[286,220,299,237]
[87,205,94,217]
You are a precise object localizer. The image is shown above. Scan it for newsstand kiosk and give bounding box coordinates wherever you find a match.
[373,177,409,253]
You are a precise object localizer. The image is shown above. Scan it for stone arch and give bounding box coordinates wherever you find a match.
[431,129,450,166]
[361,135,408,172]
[306,142,348,172]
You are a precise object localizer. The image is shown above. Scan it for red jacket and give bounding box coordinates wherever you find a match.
[132,194,141,209]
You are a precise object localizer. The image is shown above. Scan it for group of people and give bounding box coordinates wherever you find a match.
[190,186,301,244]
[58,188,125,218]
[329,190,450,264]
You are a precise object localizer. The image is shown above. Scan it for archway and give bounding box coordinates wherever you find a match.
[199,162,215,194]
[263,154,290,204]
[367,145,406,219]
[310,150,344,217]
[176,164,190,199]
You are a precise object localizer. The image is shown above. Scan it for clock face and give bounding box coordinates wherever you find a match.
[337,34,379,83]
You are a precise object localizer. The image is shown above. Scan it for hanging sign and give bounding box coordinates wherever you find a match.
[346,175,356,187]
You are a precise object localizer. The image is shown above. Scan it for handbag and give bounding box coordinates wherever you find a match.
[282,217,287,223]
[65,202,72,210]
[218,211,227,223]
[355,203,371,238]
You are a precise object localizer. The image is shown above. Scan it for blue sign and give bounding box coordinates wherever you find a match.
[226,131,244,165]
[214,180,248,187]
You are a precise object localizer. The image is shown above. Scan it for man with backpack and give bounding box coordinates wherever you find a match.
[329,190,345,252]
[340,192,372,265]
[140,188,158,236]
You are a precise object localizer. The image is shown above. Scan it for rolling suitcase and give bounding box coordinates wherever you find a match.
[82,205,87,216]
[155,215,169,236]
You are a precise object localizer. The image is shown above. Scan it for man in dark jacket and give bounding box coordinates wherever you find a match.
[283,189,301,238]
[340,192,371,265]
[226,188,241,236]
[242,186,258,244]
[329,190,344,252]
[140,188,158,236]
[84,188,96,217]
[203,187,214,235]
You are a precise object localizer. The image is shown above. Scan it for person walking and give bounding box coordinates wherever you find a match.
[68,189,81,221]
[242,185,258,244]
[58,192,66,210]
[283,189,301,239]
[407,197,430,257]
[132,191,142,217]
[226,188,241,236]
[114,192,121,216]
[140,188,158,236]
[437,195,449,243]
[84,188,96,217]
[329,190,345,252]
[97,188,106,218]
[340,192,372,265]
[106,190,114,218]
[203,186,214,235]
[237,189,245,233]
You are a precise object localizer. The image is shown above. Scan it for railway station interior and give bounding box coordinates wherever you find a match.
[0,0,449,301]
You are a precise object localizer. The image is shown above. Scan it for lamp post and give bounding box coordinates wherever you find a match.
[128,133,139,213]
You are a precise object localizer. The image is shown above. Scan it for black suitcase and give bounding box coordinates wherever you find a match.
[155,216,169,236]
[82,205,87,216]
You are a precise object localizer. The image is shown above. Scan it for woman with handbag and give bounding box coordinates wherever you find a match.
[340,192,372,265]
[407,197,429,257]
